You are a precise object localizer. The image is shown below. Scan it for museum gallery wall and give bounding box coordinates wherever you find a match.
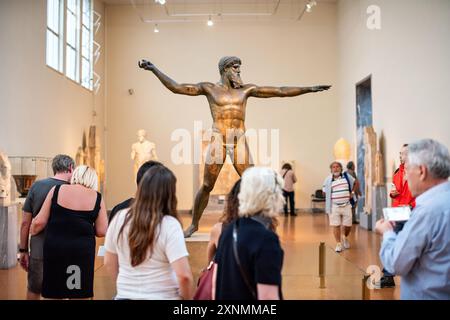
[0,0,106,175]
[337,0,450,181]
[2,0,449,211]
[105,2,339,209]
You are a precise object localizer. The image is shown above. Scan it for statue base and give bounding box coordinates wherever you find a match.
[0,203,18,269]
[359,185,387,231]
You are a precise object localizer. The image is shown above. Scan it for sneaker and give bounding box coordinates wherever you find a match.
[335,243,343,253]
[342,237,350,249]
[380,276,395,288]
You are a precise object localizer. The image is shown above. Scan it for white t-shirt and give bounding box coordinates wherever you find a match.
[104,209,189,300]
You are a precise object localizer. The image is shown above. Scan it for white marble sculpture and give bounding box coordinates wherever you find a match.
[363,126,377,214]
[131,129,158,177]
[375,149,385,186]
[76,126,106,193]
[75,147,86,166]
[0,151,12,206]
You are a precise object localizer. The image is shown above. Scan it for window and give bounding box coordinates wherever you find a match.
[66,0,81,82]
[81,0,93,90]
[46,0,94,90]
[46,0,63,72]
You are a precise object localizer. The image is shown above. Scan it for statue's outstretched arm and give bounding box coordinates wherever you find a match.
[138,59,206,96]
[249,85,331,98]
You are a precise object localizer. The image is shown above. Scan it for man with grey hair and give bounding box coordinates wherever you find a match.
[323,161,355,252]
[18,154,75,300]
[376,139,450,299]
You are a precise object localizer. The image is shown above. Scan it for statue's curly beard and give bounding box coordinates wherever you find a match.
[227,71,243,89]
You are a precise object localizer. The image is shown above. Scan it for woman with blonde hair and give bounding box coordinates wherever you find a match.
[104,165,194,300]
[31,165,108,299]
[214,166,285,300]
[207,178,278,262]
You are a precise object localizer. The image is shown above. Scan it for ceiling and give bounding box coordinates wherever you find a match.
[100,0,337,23]
[102,0,336,6]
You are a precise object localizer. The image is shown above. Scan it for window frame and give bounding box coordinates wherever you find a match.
[65,0,81,83]
[46,0,94,91]
[81,0,94,90]
[46,0,64,73]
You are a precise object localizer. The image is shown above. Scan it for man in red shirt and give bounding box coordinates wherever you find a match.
[381,144,416,288]
[390,144,416,208]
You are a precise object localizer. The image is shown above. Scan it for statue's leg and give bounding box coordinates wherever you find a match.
[184,143,226,238]
[232,137,254,176]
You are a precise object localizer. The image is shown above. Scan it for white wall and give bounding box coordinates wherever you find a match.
[337,0,450,177]
[0,0,106,166]
[105,3,339,209]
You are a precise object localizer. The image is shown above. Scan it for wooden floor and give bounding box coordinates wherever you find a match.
[0,210,400,300]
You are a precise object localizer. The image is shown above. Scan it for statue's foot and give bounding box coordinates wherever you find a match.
[184,224,198,238]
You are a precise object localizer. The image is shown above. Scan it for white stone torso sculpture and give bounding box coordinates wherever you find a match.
[363,126,377,214]
[131,130,158,176]
[0,151,12,206]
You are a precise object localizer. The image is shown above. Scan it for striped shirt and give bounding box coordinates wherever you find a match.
[331,176,350,206]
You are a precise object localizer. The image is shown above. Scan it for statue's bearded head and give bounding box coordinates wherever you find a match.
[137,129,147,143]
[219,56,243,89]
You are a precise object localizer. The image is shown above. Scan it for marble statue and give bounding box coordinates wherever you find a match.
[75,146,86,166]
[139,56,331,237]
[375,149,385,186]
[82,131,89,165]
[131,129,158,177]
[88,125,97,169]
[76,126,105,192]
[0,151,12,206]
[363,126,377,214]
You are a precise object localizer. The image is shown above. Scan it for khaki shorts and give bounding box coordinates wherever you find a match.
[329,204,352,227]
[28,258,43,294]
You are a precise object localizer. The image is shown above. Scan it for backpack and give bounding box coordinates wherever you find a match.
[343,172,356,208]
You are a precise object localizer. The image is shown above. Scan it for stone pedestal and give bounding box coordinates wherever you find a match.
[185,233,210,285]
[371,185,387,228]
[359,186,387,231]
[359,206,372,230]
[0,203,18,269]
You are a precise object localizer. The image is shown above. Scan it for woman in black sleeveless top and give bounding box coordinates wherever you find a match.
[31,166,108,299]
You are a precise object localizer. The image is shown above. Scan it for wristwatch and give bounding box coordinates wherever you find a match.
[18,248,28,253]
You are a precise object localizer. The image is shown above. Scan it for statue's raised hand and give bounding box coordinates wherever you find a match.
[138,59,155,71]
[311,85,331,92]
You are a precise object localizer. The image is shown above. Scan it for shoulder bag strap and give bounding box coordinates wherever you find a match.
[232,221,257,299]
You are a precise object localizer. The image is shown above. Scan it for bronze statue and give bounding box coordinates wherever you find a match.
[138,56,331,237]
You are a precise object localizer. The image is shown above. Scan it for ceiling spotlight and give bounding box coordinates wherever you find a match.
[155,0,166,5]
[207,16,214,27]
[154,24,159,33]
[306,0,317,13]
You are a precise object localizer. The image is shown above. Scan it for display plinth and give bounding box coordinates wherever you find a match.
[359,185,387,231]
[0,203,18,269]
[371,185,387,228]
[185,233,210,285]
